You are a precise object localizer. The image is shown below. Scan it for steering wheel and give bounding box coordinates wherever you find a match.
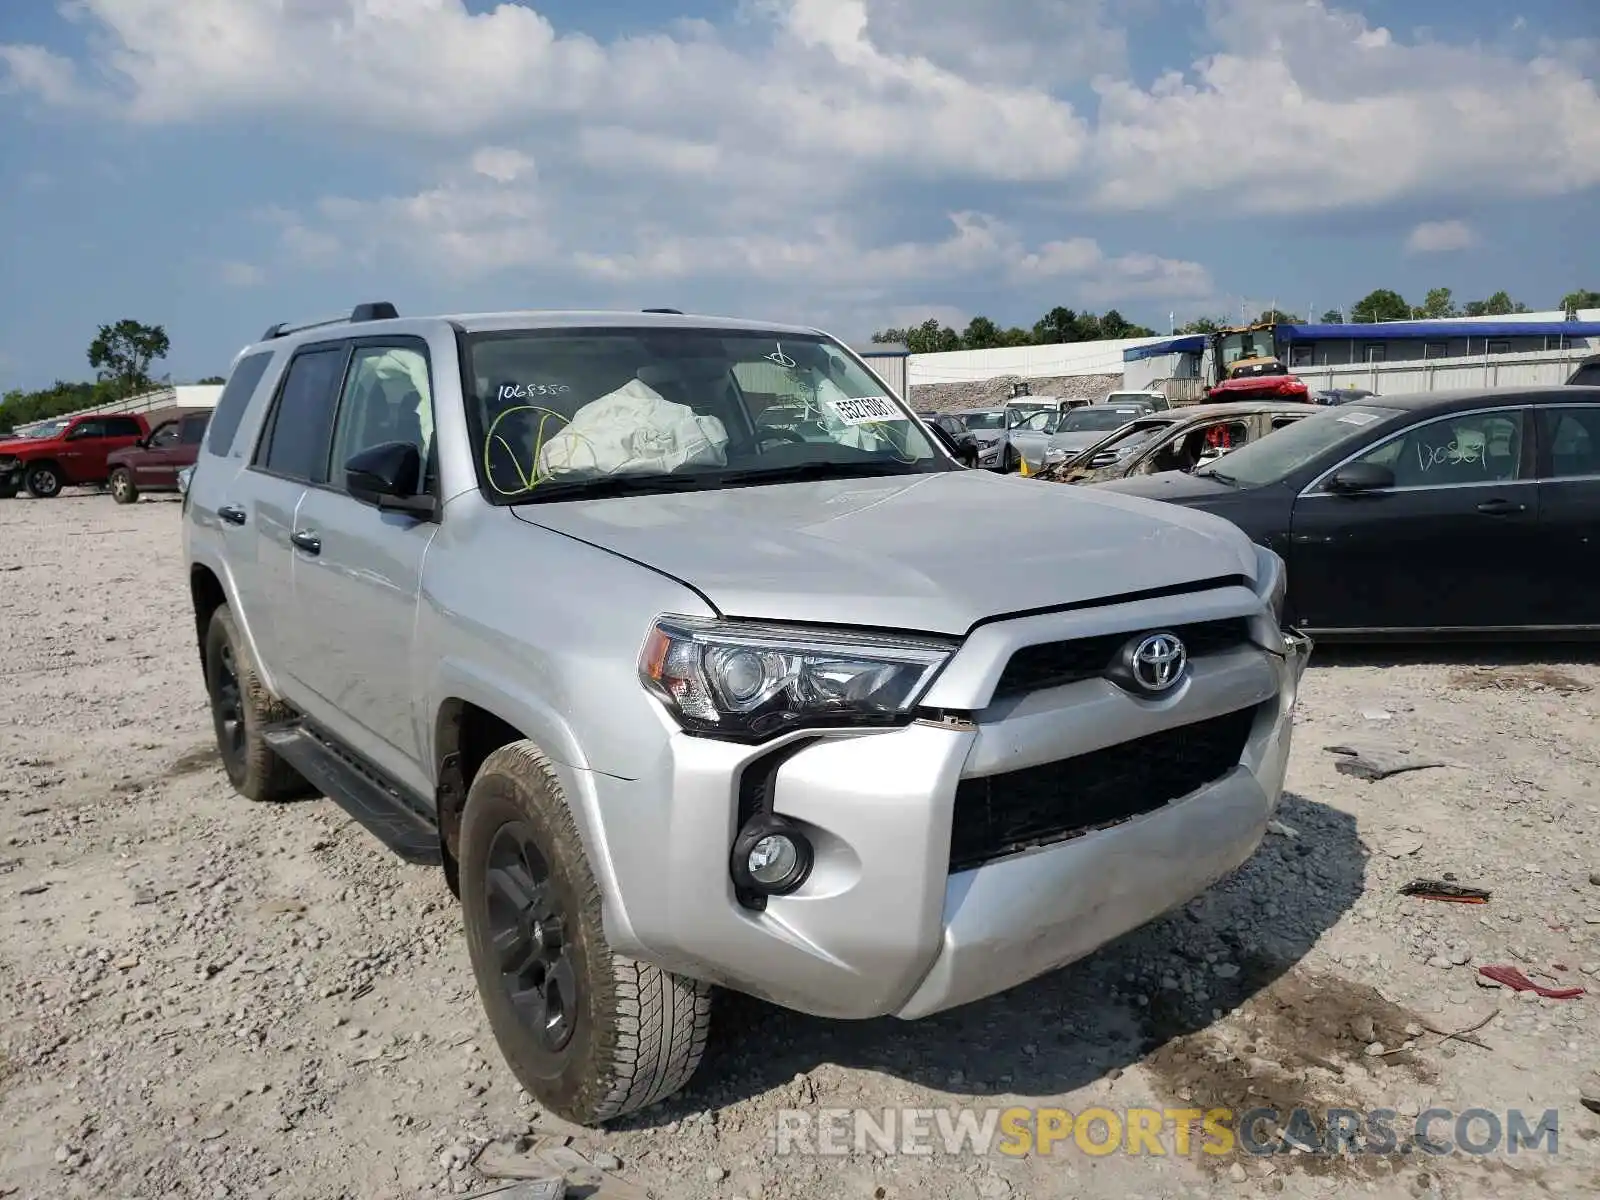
[755,427,808,448]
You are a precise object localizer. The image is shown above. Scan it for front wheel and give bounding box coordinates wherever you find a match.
[1002,446,1019,473]
[460,742,712,1126]
[110,467,139,504]
[24,463,62,498]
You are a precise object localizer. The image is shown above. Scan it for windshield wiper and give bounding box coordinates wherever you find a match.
[1197,468,1241,486]
[715,461,927,487]
[510,473,726,504]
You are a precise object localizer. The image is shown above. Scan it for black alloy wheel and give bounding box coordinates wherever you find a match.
[483,820,579,1055]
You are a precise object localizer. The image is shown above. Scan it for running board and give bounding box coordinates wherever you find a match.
[262,724,442,865]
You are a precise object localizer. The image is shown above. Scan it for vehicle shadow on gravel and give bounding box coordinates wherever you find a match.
[1307,640,1600,670]
[619,790,1367,1127]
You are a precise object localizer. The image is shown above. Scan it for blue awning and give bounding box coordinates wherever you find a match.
[1275,321,1600,341]
[1122,335,1207,362]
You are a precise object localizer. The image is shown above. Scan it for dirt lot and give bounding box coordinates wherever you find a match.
[2,494,1598,1200]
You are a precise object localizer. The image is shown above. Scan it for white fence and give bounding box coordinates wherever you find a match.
[1289,347,1589,395]
[14,383,223,435]
[909,335,1173,385]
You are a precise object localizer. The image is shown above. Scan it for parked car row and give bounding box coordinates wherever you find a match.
[0,408,210,501]
[1065,386,1600,636]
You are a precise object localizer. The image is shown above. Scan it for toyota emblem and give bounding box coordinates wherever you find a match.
[1124,631,1187,694]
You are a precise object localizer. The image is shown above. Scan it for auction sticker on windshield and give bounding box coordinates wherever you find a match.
[826,396,901,426]
[1336,411,1381,425]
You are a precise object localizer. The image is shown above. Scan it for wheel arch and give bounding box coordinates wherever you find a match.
[431,689,638,951]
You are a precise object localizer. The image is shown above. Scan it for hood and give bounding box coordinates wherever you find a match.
[1048,431,1112,455]
[0,435,51,456]
[1089,470,1242,502]
[1208,375,1309,400]
[515,470,1258,635]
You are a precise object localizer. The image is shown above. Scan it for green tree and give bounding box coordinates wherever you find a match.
[196,375,226,385]
[87,319,170,399]
[872,318,961,354]
[1410,287,1460,319]
[1179,316,1224,334]
[1253,309,1303,325]
[1319,309,1345,323]
[1560,289,1600,315]
[0,379,118,429]
[1350,289,1411,323]
[1462,291,1526,317]
[1031,306,1081,344]
[960,316,1005,350]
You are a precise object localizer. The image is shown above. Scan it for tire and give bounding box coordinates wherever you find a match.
[110,467,139,504]
[1002,446,1019,473]
[24,463,62,498]
[0,482,16,500]
[460,742,712,1126]
[203,605,308,802]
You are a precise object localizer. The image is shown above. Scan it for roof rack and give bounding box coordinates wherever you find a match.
[260,301,401,341]
[641,307,684,315]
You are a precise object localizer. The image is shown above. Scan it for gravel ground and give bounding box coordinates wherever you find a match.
[2,493,1598,1200]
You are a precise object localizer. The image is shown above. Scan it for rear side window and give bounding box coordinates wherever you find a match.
[104,416,144,437]
[254,347,347,482]
[206,351,275,457]
[180,414,209,444]
[1569,363,1600,387]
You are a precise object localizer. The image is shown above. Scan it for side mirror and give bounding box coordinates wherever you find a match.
[1326,462,1394,494]
[344,441,435,516]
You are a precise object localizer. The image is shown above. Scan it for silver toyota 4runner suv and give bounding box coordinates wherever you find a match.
[183,302,1311,1126]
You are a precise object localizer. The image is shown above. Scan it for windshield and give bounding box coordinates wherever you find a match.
[1059,406,1148,433]
[464,328,943,502]
[20,420,69,439]
[961,410,1007,431]
[1218,328,1277,369]
[1194,404,1401,488]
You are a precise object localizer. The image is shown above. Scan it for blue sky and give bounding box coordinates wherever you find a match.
[2,0,1597,390]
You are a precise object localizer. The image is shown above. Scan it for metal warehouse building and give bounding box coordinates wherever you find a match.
[855,343,909,398]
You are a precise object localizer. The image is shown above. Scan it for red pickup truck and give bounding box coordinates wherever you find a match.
[0,412,150,499]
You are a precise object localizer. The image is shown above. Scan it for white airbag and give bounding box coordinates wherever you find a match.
[535,378,729,477]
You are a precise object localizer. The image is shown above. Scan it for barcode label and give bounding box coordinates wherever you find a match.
[825,395,901,426]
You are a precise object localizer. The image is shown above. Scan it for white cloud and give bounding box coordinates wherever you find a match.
[218,260,265,287]
[278,152,1212,311]
[1085,0,1600,214]
[1,0,1596,317]
[1404,219,1479,254]
[470,147,536,184]
[0,44,81,106]
[5,1,1596,218]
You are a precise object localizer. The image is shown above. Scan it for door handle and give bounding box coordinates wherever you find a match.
[1475,499,1525,516]
[217,504,247,526]
[290,529,321,556]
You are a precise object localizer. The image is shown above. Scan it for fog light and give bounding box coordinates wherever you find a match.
[730,814,813,896]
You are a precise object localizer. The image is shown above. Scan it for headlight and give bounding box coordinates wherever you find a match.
[0,456,17,470]
[639,616,953,741]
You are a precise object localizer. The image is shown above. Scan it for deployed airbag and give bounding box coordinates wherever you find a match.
[535,378,729,477]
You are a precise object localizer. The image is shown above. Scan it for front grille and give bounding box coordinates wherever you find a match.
[947,703,1261,872]
[992,617,1252,699]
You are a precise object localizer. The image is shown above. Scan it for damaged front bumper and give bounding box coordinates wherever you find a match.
[604,589,1314,1021]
